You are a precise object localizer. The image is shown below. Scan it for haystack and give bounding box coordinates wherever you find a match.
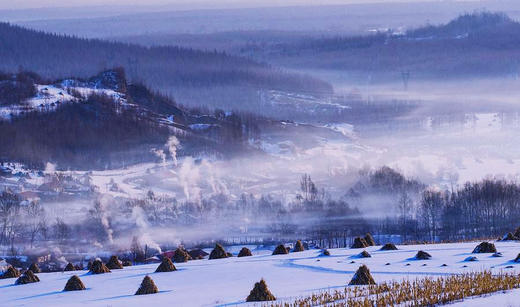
[87,261,93,271]
[351,237,368,249]
[89,259,111,274]
[0,266,20,279]
[272,244,289,255]
[364,233,376,246]
[348,265,376,285]
[15,270,40,285]
[293,240,305,252]
[358,250,371,258]
[464,256,478,262]
[173,247,192,263]
[28,263,41,273]
[238,247,253,257]
[209,243,229,260]
[415,250,432,260]
[64,262,75,271]
[502,232,518,241]
[106,256,123,269]
[514,253,520,263]
[122,260,133,266]
[189,249,208,260]
[63,275,86,291]
[515,226,520,238]
[135,275,159,295]
[472,242,497,253]
[155,257,177,272]
[226,252,233,257]
[380,243,398,251]
[246,279,276,302]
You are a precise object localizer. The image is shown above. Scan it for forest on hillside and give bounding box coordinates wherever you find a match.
[0,22,332,111]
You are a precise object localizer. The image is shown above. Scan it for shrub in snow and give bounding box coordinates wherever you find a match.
[321,249,330,256]
[63,275,86,291]
[293,240,305,252]
[351,237,369,249]
[492,252,503,257]
[272,244,289,255]
[464,256,478,262]
[64,262,75,271]
[15,270,40,285]
[135,275,159,295]
[106,256,123,270]
[364,233,376,246]
[349,265,376,285]
[89,260,111,274]
[209,243,229,260]
[415,251,432,260]
[246,279,276,302]
[238,247,253,257]
[28,263,41,273]
[155,257,177,272]
[472,242,497,253]
[173,247,192,263]
[380,243,398,251]
[0,266,20,279]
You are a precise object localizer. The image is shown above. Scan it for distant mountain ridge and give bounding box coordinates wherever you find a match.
[0,22,332,111]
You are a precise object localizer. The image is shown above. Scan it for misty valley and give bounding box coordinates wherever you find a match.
[1,3,520,306]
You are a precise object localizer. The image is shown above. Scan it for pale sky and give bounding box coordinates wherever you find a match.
[0,0,456,10]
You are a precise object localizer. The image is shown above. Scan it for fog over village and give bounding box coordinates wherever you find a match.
[1,1,520,306]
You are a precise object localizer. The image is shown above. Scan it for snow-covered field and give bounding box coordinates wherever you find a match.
[2,241,520,306]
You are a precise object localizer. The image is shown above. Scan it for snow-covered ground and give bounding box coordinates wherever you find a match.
[1,241,520,306]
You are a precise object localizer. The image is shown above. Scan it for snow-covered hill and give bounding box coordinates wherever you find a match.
[1,241,520,306]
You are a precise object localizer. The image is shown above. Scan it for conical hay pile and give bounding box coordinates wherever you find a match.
[246,279,276,302]
[122,260,133,266]
[15,269,40,285]
[415,250,432,260]
[359,250,371,258]
[272,244,289,255]
[364,233,376,246]
[209,243,229,260]
[173,247,192,263]
[293,240,305,252]
[28,263,41,273]
[238,247,253,257]
[106,255,123,269]
[0,266,21,279]
[348,265,376,285]
[351,237,369,249]
[380,243,398,251]
[502,232,518,241]
[514,253,520,263]
[63,275,86,291]
[135,275,159,295]
[64,262,75,271]
[155,257,177,272]
[89,260,111,274]
[472,242,497,253]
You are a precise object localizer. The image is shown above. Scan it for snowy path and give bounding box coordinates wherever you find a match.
[1,241,520,306]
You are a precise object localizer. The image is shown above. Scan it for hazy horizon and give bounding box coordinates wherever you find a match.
[0,0,497,10]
